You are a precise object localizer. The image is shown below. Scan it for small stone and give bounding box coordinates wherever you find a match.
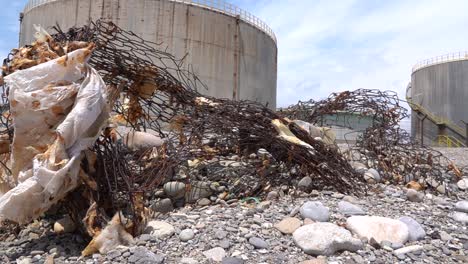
[31,250,45,256]
[274,217,301,234]
[406,189,424,202]
[53,216,76,234]
[299,201,329,222]
[342,195,362,205]
[337,201,366,216]
[214,230,228,239]
[222,257,245,264]
[144,220,175,238]
[304,218,315,225]
[248,237,269,249]
[452,212,468,223]
[180,258,199,264]
[150,198,173,214]
[394,245,423,255]
[439,231,453,241]
[128,246,164,263]
[203,247,226,262]
[455,201,468,213]
[398,216,425,241]
[437,184,446,194]
[266,191,279,200]
[257,201,271,210]
[346,216,409,244]
[457,178,468,190]
[179,229,195,242]
[364,169,381,183]
[298,176,312,190]
[198,198,211,206]
[293,222,362,256]
[298,259,327,264]
[218,239,230,249]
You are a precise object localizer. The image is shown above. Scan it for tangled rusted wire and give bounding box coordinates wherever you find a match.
[281,89,462,190]
[41,20,369,229]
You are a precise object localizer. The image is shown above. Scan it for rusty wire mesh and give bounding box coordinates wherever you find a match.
[281,89,462,190]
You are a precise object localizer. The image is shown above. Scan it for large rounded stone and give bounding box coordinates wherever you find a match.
[364,169,381,183]
[346,216,409,244]
[186,181,213,203]
[299,201,329,222]
[455,200,468,213]
[274,217,302,234]
[293,222,362,256]
[150,198,173,214]
[144,220,175,239]
[398,216,425,241]
[406,189,424,202]
[452,212,468,223]
[164,182,186,199]
[457,178,468,190]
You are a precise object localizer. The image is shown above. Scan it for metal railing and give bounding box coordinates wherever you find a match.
[434,135,466,148]
[23,0,277,44]
[412,51,468,73]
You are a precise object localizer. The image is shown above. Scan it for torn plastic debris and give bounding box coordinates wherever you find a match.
[0,47,110,224]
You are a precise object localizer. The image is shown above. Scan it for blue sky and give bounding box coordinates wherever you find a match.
[1,0,468,109]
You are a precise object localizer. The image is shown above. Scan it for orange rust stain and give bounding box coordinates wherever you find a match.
[31,93,38,97]
[57,56,67,67]
[32,101,41,109]
[10,100,18,107]
[34,145,49,153]
[51,105,64,116]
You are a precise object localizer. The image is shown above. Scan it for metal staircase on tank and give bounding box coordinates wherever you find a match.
[406,84,467,147]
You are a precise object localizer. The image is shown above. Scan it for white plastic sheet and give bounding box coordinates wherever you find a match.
[0,48,109,224]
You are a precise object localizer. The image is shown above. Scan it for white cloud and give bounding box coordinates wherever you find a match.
[245,0,468,107]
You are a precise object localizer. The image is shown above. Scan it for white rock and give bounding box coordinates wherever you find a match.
[203,247,226,262]
[179,229,195,242]
[299,201,329,222]
[293,222,362,256]
[364,169,381,183]
[144,221,175,238]
[346,216,409,244]
[457,178,468,190]
[454,200,468,213]
[393,245,423,255]
[451,212,468,223]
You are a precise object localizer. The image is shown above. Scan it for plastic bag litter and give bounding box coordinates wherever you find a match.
[0,47,109,224]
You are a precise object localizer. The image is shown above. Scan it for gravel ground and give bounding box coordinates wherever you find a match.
[1,149,467,264]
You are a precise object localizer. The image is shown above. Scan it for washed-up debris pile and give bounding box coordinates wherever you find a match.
[0,20,367,254]
[281,89,462,192]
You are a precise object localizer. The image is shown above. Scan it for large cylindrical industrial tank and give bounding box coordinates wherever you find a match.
[20,0,277,109]
[408,52,468,146]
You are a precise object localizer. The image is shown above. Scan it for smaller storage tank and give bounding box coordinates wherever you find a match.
[408,52,468,146]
